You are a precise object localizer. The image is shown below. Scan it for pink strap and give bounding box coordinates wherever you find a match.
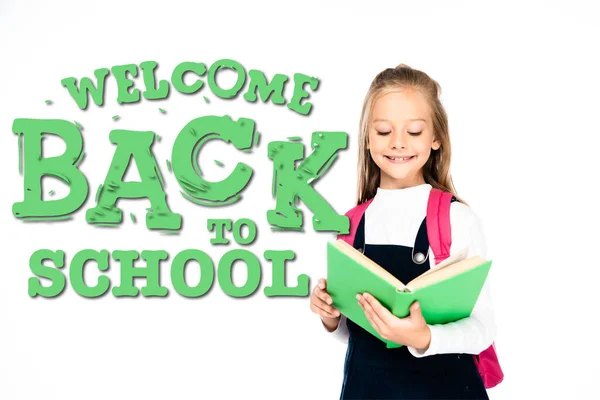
[337,198,374,245]
[426,189,504,388]
[426,189,453,264]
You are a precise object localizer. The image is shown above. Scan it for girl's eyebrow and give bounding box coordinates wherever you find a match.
[372,118,426,122]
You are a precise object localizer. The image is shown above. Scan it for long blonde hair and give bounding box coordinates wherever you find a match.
[356,64,466,205]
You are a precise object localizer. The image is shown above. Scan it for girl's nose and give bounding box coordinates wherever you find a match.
[390,130,406,149]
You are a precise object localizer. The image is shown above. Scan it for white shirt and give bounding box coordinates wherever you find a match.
[326,183,497,357]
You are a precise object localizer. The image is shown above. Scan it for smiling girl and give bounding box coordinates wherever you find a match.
[309,64,496,399]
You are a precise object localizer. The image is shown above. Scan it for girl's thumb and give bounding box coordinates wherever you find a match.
[411,302,421,314]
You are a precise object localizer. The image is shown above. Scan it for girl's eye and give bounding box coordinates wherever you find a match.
[408,131,422,136]
[376,131,391,135]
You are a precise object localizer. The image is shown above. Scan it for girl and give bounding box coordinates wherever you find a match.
[309,64,496,399]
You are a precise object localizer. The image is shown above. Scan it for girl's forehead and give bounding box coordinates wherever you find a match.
[371,89,431,122]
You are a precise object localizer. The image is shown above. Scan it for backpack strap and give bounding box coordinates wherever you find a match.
[336,198,374,247]
[426,188,456,265]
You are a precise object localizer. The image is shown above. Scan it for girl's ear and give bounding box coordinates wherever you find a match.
[432,138,441,151]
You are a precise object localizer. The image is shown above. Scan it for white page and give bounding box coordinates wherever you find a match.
[418,246,470,278]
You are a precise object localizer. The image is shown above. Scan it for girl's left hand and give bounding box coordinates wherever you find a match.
[357,292,431,350]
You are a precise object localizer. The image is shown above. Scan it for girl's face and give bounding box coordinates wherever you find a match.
[368,89,440,189]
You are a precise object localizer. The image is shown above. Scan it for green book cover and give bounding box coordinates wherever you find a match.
[326,240,492,349]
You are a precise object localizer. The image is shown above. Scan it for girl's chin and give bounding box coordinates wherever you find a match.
[381,162,414,174]
[380,170,413,181]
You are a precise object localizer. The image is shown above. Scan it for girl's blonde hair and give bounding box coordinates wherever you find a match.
[356,64,466,205]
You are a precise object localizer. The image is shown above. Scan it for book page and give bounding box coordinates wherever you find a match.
[406,247,487,291]
[413,246,469,279]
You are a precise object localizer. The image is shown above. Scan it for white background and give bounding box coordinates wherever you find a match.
[1,1,599,399]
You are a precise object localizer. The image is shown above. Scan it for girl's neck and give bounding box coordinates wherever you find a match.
[377,183,430,193]
[375,183,431,203]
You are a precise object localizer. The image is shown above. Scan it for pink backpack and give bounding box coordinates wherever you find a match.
[336,188,504,389]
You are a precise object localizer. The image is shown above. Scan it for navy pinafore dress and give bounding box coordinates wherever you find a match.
[340,206,489,400]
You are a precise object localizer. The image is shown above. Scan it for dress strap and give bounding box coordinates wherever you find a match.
[412,218,429,264]
[354,214,366,253]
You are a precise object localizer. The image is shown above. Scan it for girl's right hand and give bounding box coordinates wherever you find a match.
[310,278,341,331]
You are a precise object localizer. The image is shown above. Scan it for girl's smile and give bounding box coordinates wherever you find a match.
[384,154,416,164]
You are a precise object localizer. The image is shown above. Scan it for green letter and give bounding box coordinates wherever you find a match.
[207,219,232,244]
[217,250,261,298]
[13,119,88,220]
[86,130,181,230]
[111,64,140,104]
[171,250,215,297]
[263,250,308,297]
[207,59,246,99]
[61,67,109,109]
[28,249,66,297]
[70,249,110,298]
[172,62,207,94]
[243,70,287,104]
[287,73,319,115]
[232,218,257,245]
[268,132,349,233]
[172,115,257,206]
[140,61,169,100]
[112,250,168,297]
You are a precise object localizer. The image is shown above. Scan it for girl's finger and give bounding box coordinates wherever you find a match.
[358,294,386,333]
[311,286,329,304]
[312,302,339,318]
[315,288,333,305]
[363,293,394,324]
[315,297,339,316]
[318,278,326,290]
[360,300,380,334]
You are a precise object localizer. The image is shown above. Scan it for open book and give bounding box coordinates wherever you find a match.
[326,239,492,348]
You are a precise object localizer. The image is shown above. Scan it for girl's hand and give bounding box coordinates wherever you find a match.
[310,278,341,331]
[357,292,431,350]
